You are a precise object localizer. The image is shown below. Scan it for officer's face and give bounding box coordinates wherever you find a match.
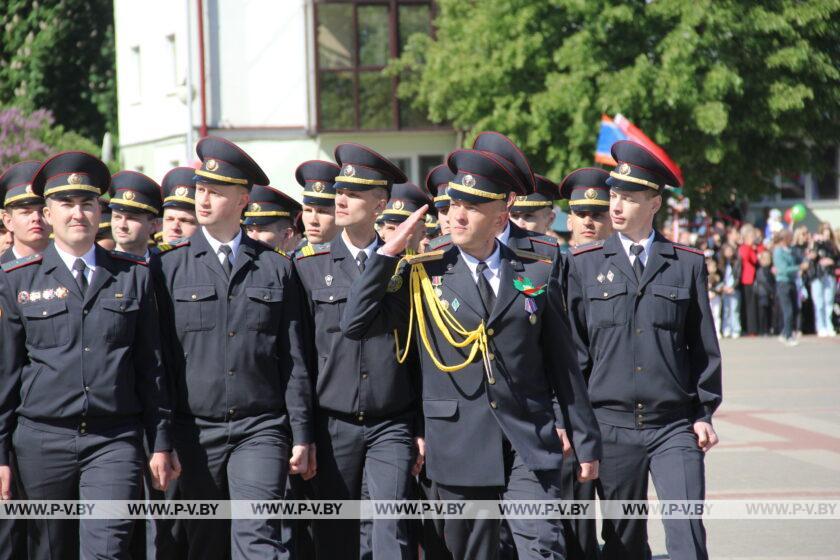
[2,204,50,246]
[0,220,12,253]
[381,219,425,251]
[437,206,450,235]
[448,198,508,253]
[162,208,198,242]
[195,182,249,226]
[510,207,554,235]
[245,222,295,251]
[567,210,612,246]
[609,189,660,234]
[43,195,100,249]
[334,188,387,228]
[301,204,338,244]
[112,210,156,249]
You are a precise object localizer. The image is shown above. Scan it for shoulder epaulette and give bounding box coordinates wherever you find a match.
[110,250,148,266]
[531,235,558,247]
[274,248,289,258]
[513,249,552,263]
[295,242,331,260]
[674,244,704,256]
[571,240,605,256]
[2,253,42,272]
[428,235,452,251]
[405,250,445,265]
[158,239,190,253]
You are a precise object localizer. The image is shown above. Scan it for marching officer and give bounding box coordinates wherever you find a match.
[566,141,722,560]
[509,174,560,236]
[110,171,163,261]
[562,168,613,248]
[557,167,614,560]
[426,163,453,237]
[0,151,178,560]
[296,160,342,247]
[160,168,199,244]
[243,184,302,254]
[95,198,116,251]
[341,147,601,559]
[1,161,50,265]
[155,137,313,560]
[293,143,419,559]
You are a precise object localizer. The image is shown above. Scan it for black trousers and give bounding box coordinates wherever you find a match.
[560,451,600,560]
[776,282,797,340]
[742,283,758,335]
[174,413,290,560]
[312,410,415,560]
[13,418,144,560]
[0,452,26,560]
[597,419,707,560]
[434,439,566,560]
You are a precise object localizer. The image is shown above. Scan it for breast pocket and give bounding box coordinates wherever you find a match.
[311,286,348,334]
[586,282,627,328]
[246,286,284,332]
[649,284,691,330]
[173,285,217,331]
[101,297,140,344]
[22,300,71,348]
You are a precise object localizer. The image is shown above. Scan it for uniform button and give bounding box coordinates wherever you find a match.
[81,422,87,428]
[228,295,233,301]
[191,294,197,300]
[80,428,86,434]
[637,414,644,420]
[637,291,643,297]
[361,373,368,379]
[263,294,269,300]
[635,328,643,335]
[83,309,88,315]
[228,369,234,376]
[228,331,236,337]
[357,412,365,421]
[487,353,495,361]
[490,401,498,409]
[84,347,91,352]
[488,377,496,385]
[637,403,644,410]
[119,305,125,310]
[228,408,235,415]
[84,386,90,392]
[42,310,48,316]
[635,366,643,372]
[329,295,334,301]
[486,328,495,336]
[602,291,608,297]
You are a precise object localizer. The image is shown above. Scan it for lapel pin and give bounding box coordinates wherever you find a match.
[450,298,459,312]
[606,270,615,282]
[596,273,605,283]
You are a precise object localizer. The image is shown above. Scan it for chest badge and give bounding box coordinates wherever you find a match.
[324,274,333,286]
[606,270,615,282]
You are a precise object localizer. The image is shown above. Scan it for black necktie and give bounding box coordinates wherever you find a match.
[476,261,496,318]
[356,251,368,273]
[219,245,233,278]
[630,244,645,282]
[72,258,88,296]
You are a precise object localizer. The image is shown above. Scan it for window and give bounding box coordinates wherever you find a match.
[418,155,444,183]
[165,34,178,90]
[316,0,435,131]
[129,45,142,102]
[778,172,806,200]
[813,146,839,201]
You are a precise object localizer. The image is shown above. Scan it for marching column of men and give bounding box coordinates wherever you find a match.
[0,131,721,560]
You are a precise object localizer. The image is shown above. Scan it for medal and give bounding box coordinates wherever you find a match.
[596,273,605,283]
[325,274,333,286]
[431,276,442,287]
[606,270,614,282]
[17,291,29,304]
[30,291,42,302]
[387,275,403,293]
[529,314,538,325]
[441,299,450,310]
[434,287,443,298]
[42,289,55,301]
[55,287,69,299]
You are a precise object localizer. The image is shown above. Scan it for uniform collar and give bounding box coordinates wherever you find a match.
[618,229,655,261]
[459,241,502,281]
[202,226,242,258]
[496,222,512,246]
[53,242,97,274]
[340,230,378,261]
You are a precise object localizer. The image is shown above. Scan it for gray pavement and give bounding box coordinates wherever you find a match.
[643,335,840,559]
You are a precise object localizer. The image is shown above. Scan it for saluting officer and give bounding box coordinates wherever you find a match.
[110,171,163,261]
[1,161,50,265]
[378,181,434,250]
[509,174,560,236]
[155,137,313,560]
[296,160,342,248]
[566,141,722,560]
[244,184,302,254]
[293,143,419,560]
[341,147,601,559]
[160,168,199,244]
[562,168,613,249]
[0,151,178,560]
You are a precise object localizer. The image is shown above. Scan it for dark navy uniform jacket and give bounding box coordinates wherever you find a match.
[0,248,14,265]
[341,243,601,487]
[293,237,420,423]
[0,244,172,464]
[566,232,722,429]
[155,230,313,444]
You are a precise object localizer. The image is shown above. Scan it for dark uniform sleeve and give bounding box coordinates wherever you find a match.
[283,264,315,445]
[542,258,602,463]
[565,256,594,381]
[134,268,173,453]
[0,273,24,466]
[685,258,723,424]
[340,252,411,340]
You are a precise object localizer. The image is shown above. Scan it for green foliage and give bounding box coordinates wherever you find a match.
[392,0,840,209]
[0,0,117,144]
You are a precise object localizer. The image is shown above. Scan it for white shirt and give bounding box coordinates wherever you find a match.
[459,242,502,296]
[341,231,378,263]
[496,222,512,247]
[202,226,242,266]
[54,243,97,284]
[12,247,22,260]
[619,230,655,267]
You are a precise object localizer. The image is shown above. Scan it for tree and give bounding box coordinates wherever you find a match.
[0,0,117,144]
[392,0,840,209]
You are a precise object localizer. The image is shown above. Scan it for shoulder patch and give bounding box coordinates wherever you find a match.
[295,242,331,260]
[274,248,289,258]
[1,253,43,272]
[513,249,552,264]
[531,235,558,247]
[674,244,704,256]
[158,239,191,254]
[109,250,148,266]
[571,240,605,256]
[428,235,452,251]
[405,250,445,265]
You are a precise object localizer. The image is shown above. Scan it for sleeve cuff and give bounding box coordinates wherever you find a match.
[292,425,314,446]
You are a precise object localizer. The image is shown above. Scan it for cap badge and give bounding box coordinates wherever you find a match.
[313,181,324,193]
[249,203,262,212]
[343,165,356,177]
[516,195,527,202]
[585,188,598,200]
[462,174,476,188]
[618,163,631,175]
[25,184,33,194]
[393,200,404,211]
[175,186,189,197]
[123,191,136,201]
[206,159,219,172]
[68,173,82,185]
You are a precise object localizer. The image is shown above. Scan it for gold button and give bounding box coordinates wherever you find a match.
[637,403,644,409]
[637,414,643,420]
[488,378,496,385]
[490,401,498,409]
[487,353,495,361]
[486,328,495,336]
[229,408,235,415]
[635,366,642,372]
[81,422,87,427]
[80,429,86,434]
[357,413,365,421]
[362,373,368,379]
